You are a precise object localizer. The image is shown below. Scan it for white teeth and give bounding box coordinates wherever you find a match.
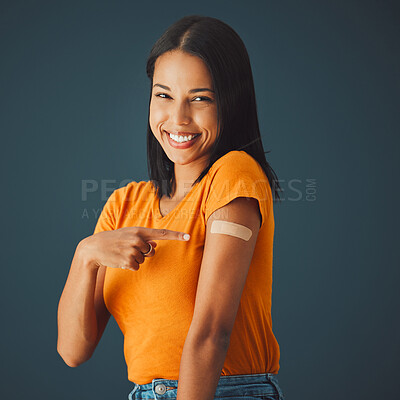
[168,132,198,143]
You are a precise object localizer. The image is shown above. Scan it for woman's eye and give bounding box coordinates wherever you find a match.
[193,96,213,102]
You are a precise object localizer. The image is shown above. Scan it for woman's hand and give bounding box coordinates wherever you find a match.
[79,227,190,272]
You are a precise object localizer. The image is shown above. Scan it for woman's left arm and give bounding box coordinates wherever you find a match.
[176,196,262,400]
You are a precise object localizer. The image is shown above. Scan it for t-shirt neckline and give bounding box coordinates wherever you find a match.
[152,151,241,221]
[154,180,201,220]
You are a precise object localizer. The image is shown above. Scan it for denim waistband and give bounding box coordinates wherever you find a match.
[128,372,284,399]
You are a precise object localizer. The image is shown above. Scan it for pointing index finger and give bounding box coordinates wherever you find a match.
[143,228,190,241]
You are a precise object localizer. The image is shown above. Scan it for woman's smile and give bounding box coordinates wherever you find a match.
[164,129,201,146]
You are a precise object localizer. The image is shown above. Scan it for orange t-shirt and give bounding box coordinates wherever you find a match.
[93,150,280,384]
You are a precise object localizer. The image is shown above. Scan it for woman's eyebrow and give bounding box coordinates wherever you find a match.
[153,83,215,93]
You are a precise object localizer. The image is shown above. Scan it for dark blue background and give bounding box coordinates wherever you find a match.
[1,0,399,399]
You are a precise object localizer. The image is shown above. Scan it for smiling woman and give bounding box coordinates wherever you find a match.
[57,14,285,400]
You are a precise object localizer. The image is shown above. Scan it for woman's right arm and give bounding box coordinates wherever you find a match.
[57,238,110,367]
[57,226,188,367]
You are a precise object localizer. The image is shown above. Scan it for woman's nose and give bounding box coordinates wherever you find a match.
[170,101,191,124]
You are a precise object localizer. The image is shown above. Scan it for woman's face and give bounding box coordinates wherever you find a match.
[149,50,219,167]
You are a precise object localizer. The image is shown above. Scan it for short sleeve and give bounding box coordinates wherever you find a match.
[93,188,121,234]
[204,151,271,229]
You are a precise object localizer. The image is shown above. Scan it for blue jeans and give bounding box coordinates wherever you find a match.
[127,372,285,399]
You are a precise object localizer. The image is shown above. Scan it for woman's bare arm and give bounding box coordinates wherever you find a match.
[57,239,111,367]
[177,197,262,400]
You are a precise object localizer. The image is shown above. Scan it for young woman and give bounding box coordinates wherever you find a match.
[57,15,285,400]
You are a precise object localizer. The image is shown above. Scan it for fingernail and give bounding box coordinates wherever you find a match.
[183,234,190,241]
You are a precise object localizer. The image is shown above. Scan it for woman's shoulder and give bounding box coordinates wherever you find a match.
[204,151,272,226]
[123,180,154,196]
[209,150,265,177]
[110,180,154,202]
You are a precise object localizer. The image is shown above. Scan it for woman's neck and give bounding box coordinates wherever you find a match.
[171,158,208,199]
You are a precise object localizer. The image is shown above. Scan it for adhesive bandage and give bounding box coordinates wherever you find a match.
[210,220,253,241]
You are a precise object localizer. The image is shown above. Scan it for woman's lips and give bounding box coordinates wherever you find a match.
[164,130,200,136]
[164,130,201,149]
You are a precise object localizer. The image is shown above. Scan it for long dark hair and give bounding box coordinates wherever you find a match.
[146,15,282,202]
